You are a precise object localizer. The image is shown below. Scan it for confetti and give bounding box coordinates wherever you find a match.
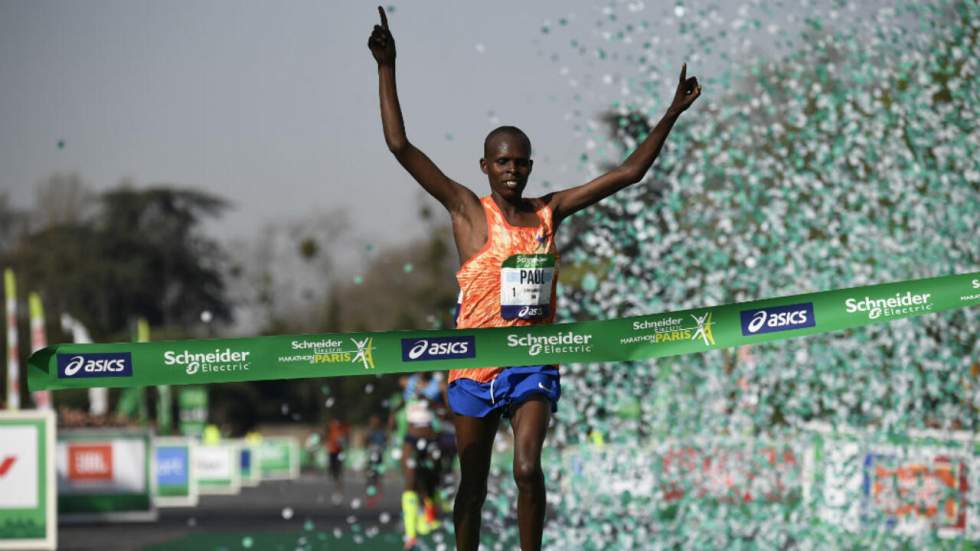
[489,0,979,547]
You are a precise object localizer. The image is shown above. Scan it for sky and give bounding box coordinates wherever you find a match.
[0,0,622,246]
[0,0,884,248]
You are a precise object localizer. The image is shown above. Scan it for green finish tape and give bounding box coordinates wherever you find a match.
[26,272,980,391]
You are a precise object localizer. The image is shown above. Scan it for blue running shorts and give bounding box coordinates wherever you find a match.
[448,365,560,418]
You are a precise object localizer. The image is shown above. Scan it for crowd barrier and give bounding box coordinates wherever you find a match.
[0,410,56,551]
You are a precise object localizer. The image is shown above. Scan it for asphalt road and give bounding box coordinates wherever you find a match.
[58,472,415,551]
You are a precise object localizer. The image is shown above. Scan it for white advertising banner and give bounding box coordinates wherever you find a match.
[195,443,241,495]
[0,427,38,508]
[57,440,147,494]
[56,429,156,522]
[0,410,56,551]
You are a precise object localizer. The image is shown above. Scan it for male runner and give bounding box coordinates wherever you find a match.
[368,7,700,550]
[399,372,445,547]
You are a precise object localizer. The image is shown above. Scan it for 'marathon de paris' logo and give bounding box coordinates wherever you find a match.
[309,338,375,370]
[621,311,717,347]
[691,312,716,347]
[352,337,376,370]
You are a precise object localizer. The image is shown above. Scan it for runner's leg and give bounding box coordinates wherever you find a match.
[401,440,419,545]
[453,411,501,551]
[509,396,551,551]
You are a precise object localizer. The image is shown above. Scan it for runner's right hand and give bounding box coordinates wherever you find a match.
[368,6,396,65]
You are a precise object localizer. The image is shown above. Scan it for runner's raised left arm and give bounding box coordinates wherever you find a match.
[548,64,701,223]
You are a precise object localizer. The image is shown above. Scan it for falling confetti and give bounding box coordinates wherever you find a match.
[261,2,978,548]
[479,0,979,548]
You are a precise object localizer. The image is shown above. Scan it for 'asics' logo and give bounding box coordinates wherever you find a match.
[740,303,815,336]
[401,336,476,362]
[57,353,133,379]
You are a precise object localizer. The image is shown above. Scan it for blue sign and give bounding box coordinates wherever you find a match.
[400,336,476,362]
[240,448,252,472]
[739,303,815,336]
[56,352,133,379]
[156,446,189,486]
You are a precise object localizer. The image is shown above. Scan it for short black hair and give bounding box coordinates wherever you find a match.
[484,126,531,155]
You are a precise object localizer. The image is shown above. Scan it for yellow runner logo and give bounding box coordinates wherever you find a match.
[691,312,716,347]
[352,337,376,369]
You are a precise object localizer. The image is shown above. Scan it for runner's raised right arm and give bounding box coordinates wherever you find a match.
[368,7,477,216]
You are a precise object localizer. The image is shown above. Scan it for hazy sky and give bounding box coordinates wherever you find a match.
[1,0,870,247]
[0,0,625,246]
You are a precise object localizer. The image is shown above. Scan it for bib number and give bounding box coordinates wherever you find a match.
[501,254,555,320]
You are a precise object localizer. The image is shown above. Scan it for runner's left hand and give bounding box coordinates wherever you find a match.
[668,64,701,115]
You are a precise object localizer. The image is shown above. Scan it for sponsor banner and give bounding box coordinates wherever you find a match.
[862,448,970,538]
[56,429,156,522]
[236,440,260,487]
[153,437,198,507]
[0,410,56,550]
[561,439,802,505]
[257,437,300,481]
[196,443,241,495]
[178,387,208,438]
[808,424,979,540]
[26,272,980,390]
[56,352,132,379]
[740,302,815,336]
[401,336,475,362]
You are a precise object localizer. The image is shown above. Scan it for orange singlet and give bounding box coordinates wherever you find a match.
[451,195,559,384]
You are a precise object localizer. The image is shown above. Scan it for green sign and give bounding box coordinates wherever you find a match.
[177,387,207,438]
[25,272,980,389]
[0,410,56,550]
[257,438,300,481]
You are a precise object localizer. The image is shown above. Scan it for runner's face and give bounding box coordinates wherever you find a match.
[482,135,533,199]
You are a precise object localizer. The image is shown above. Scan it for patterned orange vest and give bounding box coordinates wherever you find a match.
[450,195,559,384]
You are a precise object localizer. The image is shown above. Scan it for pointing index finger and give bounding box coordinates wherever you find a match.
[680,63,687,84]
[378,6,389,30]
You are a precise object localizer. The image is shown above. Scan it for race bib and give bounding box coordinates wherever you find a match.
[406,400,433,426]
[501,254,556,320]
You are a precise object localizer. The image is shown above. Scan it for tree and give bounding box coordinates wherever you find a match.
[5,181,232,339]
[33,172,92,229]
[0,192,29,255]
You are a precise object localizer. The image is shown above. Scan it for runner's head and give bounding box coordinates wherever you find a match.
[481,126,533,200]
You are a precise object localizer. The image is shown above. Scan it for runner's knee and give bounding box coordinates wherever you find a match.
[512,458,543,490]
[456,475,488,506]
